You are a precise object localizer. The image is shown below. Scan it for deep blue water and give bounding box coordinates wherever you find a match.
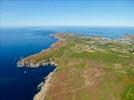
[0,26,134,100]
[0,28,57,100]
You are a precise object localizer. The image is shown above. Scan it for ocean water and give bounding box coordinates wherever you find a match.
[0,28,57,100]
[0,26,134,100]
[55,26,134,39]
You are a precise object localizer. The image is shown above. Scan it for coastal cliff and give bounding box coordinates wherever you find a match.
[17,33,66,68]
[17,33,134,100]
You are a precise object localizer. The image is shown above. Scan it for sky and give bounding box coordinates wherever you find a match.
[1,0,134,27]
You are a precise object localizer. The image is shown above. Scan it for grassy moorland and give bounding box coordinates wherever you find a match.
[21,33,134,100]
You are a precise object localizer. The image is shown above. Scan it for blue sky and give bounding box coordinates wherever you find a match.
[1,0,134,27]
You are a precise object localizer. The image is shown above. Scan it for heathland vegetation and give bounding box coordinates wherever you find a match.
[19,33,134,100]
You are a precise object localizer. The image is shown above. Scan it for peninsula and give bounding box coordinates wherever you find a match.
[17,33,134,100]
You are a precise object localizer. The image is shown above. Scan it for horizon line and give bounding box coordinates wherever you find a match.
[1,25,134,28]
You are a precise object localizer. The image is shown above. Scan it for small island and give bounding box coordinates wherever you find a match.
[17,33,134,100]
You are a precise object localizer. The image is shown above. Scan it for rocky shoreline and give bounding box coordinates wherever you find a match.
[16,33,65,100]
[16,33,134,100]
[16,33,62,68]
[33,68,57,100]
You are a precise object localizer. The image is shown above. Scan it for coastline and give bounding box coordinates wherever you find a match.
[33,68,57,100]
[16,33,134,100]
[17,33,63,68]
[16,33,65,100]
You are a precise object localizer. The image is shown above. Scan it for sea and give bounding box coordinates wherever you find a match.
[0,26,134,100]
